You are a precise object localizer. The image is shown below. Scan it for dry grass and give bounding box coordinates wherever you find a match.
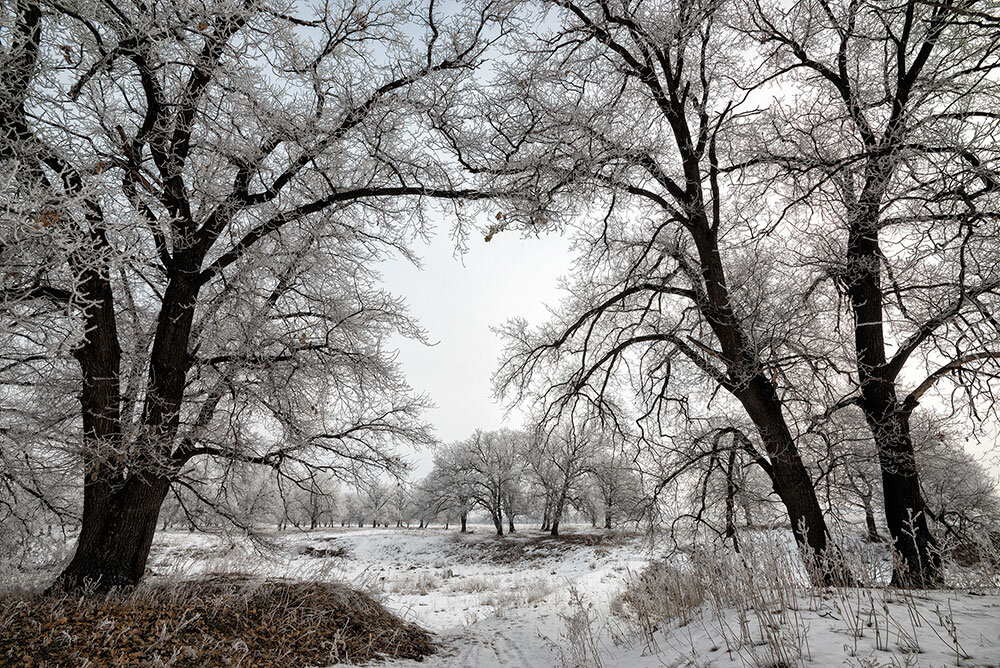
[1,575,434,667]
[612,532,1000,668]
[450,530,634,565]
[386,570,440,596]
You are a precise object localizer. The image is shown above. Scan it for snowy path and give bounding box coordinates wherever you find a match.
[427,624,556,668]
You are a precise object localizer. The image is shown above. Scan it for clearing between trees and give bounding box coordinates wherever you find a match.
[5,525,998,667]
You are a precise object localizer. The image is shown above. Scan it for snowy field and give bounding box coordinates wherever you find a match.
[139,526,1000,667]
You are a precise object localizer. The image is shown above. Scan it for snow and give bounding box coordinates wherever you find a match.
[142,526,1000,667]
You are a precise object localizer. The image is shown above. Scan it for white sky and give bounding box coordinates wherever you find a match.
[379,222,1000,480]
[380,223,573,476]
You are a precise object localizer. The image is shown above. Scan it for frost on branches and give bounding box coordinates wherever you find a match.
[0,0,507,590]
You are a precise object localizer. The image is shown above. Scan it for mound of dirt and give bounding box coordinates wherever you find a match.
[2,576,433,667]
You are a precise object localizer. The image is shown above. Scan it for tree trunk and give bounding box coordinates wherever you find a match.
[869,407,940,585]
[550,481,571,537]
[460,512,467,533]
[863,496,880,542]
[734,380,849,584]
[604,507,612,530]
[56,272,205,592]
[492,511,504,536]
[54,475,171,591]
[507,513,515,534]
[687,222,849,585]
[846,205,941,587]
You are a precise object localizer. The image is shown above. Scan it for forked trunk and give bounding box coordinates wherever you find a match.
[53,475,172,591]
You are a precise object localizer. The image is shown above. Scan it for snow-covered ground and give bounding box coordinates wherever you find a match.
[144,526,1000,667]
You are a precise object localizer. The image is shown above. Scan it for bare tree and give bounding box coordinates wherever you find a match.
[479,0,851,582]
[443,428,525,536]
[588,431,640,530]
[359,480,393,528]
[423,441,477,531]
[0,0,510,590]
[389,480,415,528]
[530,419,602,536]
[745,0,1000,585]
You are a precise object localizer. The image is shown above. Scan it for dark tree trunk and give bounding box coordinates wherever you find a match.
[846,204,941,587]
[55,476,172,591]
[733,380,848,584]
[686,222,850,585]
[507,513,515,533]
[550,481,571,537]
[460,512,467,533]
[55,271,204,592]
[869,406,940,585]
[492,511,504,536]
[863,497,880,542]
[604,508,612,530]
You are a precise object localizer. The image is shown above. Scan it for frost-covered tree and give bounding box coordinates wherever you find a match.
[360,480,392,528]
[528,419,602,536]
[745,0,1000,584]
[481,0,849,581]
[440,428,525,536]
[0,0,509,590]
[423,442,477,531]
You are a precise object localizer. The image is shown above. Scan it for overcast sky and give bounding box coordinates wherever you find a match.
[380,223,573,476]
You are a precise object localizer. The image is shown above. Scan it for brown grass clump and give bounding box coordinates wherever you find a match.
[1,576,434,667]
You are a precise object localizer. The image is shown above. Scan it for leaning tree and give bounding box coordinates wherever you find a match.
[475,0,852,582]
[0,0,507,590]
